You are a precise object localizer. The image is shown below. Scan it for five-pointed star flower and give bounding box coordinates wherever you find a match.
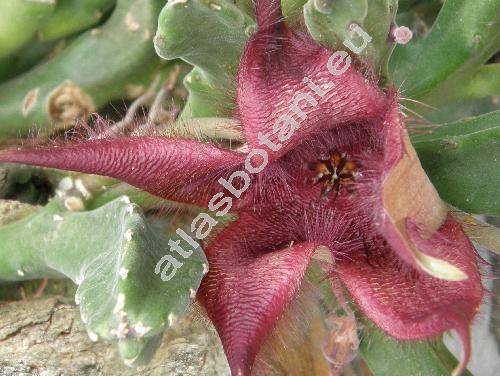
[0,1,483,375]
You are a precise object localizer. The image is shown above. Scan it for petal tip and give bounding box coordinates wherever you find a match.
[451,324,472,376]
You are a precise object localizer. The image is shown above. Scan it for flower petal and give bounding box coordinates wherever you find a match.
[373,105,467,280]
[237,0,389,161]
[336,214,483,375]
[199,212,316,376]
[0,137,243,207]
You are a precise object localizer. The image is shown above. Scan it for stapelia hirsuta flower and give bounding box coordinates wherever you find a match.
[0,1,483,375]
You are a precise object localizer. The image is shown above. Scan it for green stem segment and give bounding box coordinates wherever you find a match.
[390,0,500,100]
[412,110,500,216]
[38,0,116,42]
[0,0,169,137]
[154,0,255,119]
[0,0,56,59]
[0,196,207,366]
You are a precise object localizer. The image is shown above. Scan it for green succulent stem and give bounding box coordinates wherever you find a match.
[0,196,207,365]
[412,110,500,216]
[303,0,398,79]
[0,38,65,84]
[38,0,116,42]
[0,0,169,137]
[0,0,56,59]
[422,64,500,107]
[155,0,255,119]
[360,320,472,376]
[389,0,500,99]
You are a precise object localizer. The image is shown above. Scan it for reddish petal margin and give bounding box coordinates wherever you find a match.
[376,104,469,281]
[237,0,389,161]
[336,215,483,375]
[0,137,243,207]
[199,213,316,376]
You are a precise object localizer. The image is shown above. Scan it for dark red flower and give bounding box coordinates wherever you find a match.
[0,1,483,375]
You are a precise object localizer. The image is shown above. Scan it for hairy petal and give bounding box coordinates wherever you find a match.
[237,0,389,161]
[337,214,483,375]
[376,106,468,280]
[0,137,243,207]
[199,212,316,376]
[254,0,282,31]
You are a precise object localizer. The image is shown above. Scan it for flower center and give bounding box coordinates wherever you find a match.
[309,150,359,199]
